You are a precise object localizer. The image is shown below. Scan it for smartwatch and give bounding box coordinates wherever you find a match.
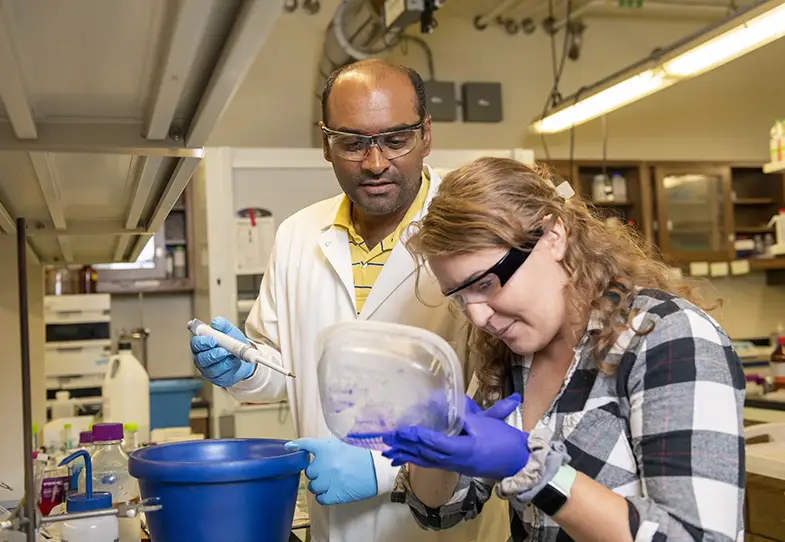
[531,464,577,517]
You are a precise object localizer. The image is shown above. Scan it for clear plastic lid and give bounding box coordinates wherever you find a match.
[317,321,465,450]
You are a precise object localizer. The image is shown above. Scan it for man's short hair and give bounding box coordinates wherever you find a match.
[320,59,427,126]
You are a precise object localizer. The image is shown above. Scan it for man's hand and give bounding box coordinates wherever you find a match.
[190,316,254,387]
[285,438,378,505]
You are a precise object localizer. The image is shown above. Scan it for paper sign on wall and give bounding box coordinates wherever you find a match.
[709,262,729,277]
[730,260,750,275]
[235,214,275,275]
[689,262,709,277]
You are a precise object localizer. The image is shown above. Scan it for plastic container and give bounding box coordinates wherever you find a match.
[611,172,627,202]
[89,423,141,542]
[103,339,150,444]
[123,423,139,451]
[59,450,119,542]
[149,379,204,430]
[317,321,465,450]
[52,390,75,420]
[129,439,307,542]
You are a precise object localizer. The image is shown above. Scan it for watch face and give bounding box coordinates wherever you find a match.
[532,483,568,517]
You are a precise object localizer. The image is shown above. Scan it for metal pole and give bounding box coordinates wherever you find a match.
[16,217,35,542]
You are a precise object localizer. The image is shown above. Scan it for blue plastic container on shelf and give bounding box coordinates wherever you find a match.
[129,439,307,542]
[149,379,203,430]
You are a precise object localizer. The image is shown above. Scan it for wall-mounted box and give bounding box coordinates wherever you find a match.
[424,81,457,122]
[461,82,503,123]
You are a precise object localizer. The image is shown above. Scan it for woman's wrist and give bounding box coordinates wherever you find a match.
[496,427,572,502]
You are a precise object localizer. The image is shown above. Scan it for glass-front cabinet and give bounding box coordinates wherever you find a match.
[653,164,734,262]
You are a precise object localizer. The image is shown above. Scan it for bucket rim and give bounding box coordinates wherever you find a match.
[128,438,308,484]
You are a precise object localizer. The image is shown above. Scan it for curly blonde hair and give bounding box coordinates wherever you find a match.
[407,157,718,405]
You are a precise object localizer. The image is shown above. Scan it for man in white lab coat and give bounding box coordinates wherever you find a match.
[191,60,496,542]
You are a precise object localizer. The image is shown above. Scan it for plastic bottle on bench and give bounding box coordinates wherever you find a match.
[87,423,141,542]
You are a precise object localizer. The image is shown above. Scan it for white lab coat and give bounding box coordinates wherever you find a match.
[229,167,507,542]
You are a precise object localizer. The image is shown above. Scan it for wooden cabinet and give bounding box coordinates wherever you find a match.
[543,159,785,272]
[747,473,785,541]
[545,160,654,243]
[653,164,734,262]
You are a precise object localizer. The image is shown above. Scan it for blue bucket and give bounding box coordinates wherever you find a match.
[128,439,308,542]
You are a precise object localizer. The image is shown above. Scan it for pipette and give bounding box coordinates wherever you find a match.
[187,319,295,379]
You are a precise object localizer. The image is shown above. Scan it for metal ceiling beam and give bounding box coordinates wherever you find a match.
[25,220,147,237]
[186,0,285,146]
[0,198,15,234]
[29,152,73,262]
[113,234,133,262]
[0,1,36,139]
[0,122,204,157]
[147,156,201,233]
[127,234,155,264]
[125,156,165,229]
[146,0,213,140]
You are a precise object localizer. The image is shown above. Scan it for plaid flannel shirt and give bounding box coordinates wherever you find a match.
[391,289,746,542]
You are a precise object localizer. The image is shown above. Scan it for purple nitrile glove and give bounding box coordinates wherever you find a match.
[382,393,529,480]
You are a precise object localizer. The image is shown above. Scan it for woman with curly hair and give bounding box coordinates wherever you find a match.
[383,157,745,542]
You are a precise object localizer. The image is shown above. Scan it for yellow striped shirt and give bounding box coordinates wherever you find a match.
[333,172,430,314]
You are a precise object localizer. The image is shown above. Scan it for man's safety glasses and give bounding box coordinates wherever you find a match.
[321,121,424,162]
[444,233,542,311]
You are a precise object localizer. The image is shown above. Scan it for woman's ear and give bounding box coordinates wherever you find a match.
[545,216,568,262]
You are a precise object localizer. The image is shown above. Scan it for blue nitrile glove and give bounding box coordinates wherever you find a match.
[190,316,254,387]
[284,438,378,506]
[381,393,528,480]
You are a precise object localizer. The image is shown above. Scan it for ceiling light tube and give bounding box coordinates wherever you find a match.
[531,0,785,134]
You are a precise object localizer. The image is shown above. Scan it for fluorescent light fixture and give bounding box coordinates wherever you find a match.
[531,0,785,134]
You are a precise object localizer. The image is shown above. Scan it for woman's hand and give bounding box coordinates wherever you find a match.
[382,394,529,480]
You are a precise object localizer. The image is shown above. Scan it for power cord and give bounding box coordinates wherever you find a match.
[539,0,573,163]
[399,35,436,80]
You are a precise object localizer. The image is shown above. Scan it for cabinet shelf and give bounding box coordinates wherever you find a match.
[734,198,776,205]
[97,277,194,294]
[748,258,785,271]
[736,226,774,234]
[591,200,633,207]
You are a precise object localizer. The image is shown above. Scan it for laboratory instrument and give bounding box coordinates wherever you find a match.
[128,438,308,542]
[102,339,151,444]
[188,318,295,379]
[87,424,141,542]
[317,320,465,450]
[45,294,113,418]
[59,450,118,542]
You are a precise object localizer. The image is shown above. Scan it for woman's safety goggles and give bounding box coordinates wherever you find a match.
[321,121,424,162]
[444,232,542,310]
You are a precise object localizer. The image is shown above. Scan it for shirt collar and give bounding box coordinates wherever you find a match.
[331,170,430,247]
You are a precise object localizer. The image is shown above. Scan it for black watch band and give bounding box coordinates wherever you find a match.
[531,479,569,517]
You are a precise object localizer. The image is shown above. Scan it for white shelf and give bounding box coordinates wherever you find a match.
[0,0,283,265]
[763,161,785,174]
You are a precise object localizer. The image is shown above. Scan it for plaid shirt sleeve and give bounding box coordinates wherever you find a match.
[620,299,746,542]
[390,464,494,530]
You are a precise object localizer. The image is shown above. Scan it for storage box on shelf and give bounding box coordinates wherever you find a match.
[96,186,196,294]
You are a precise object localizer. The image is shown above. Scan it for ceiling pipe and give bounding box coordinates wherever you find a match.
[550,0,732,30]
[474,0,525,29]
